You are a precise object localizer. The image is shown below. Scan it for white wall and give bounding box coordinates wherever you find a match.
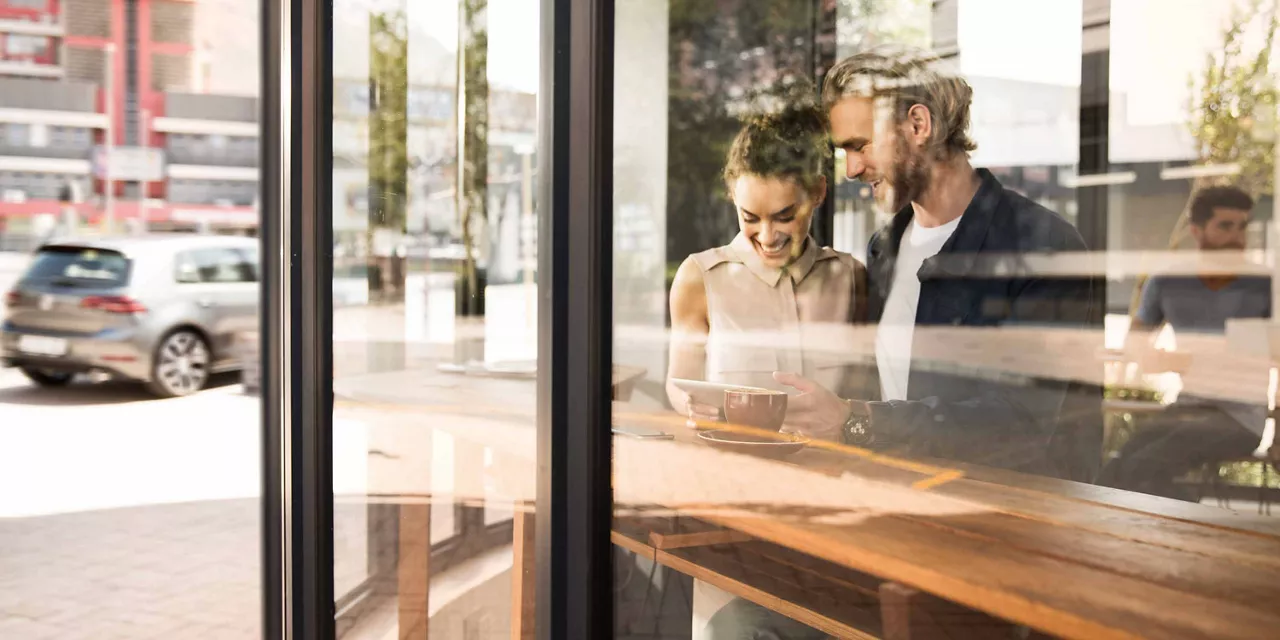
[613,0,670,405]
[957,0,1082,168]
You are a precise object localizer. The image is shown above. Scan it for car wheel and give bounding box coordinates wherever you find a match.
[20,367,74,387]
[146,329,211,398]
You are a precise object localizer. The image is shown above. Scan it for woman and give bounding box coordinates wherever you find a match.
[665,102,867,426]
[662,102,868,640]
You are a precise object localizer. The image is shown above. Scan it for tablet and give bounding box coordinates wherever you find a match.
[669,378,769,409]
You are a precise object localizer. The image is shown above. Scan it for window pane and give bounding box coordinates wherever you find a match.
[331,1,542,638]
[612,1,1280,639]
[22,246,131,286]
[0,0,263,637]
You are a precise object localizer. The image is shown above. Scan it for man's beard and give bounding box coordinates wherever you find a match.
[888,135,931,212]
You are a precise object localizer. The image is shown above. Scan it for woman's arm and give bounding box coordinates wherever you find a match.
[665,257,709,413]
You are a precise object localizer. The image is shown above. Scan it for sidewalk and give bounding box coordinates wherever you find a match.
[0,499,373,639]
[0,500,261,640]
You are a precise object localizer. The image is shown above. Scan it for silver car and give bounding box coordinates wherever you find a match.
[2,234,259,397]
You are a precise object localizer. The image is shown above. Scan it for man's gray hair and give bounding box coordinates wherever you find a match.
[822,45,977,158]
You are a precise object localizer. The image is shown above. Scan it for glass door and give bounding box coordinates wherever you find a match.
[608,1,1280,639]
[326,0,543,637]
[265,0,618,636]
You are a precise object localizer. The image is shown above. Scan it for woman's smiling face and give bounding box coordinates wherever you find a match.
[731,174,823,268]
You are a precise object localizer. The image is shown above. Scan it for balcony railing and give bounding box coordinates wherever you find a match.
[166,147,259,168]
[0,143,89,160]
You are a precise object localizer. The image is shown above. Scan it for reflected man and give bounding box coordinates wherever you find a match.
[1102,186,1270,500]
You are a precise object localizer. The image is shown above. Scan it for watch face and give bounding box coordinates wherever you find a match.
[844,419,873,446]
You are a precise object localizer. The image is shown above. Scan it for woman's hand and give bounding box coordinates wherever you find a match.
[772,371,849,440]
[685,401,722,429]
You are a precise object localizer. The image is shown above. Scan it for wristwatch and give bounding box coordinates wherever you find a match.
[841,400,874,446]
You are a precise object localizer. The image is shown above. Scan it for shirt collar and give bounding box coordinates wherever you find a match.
[871,168,1004,278]
[728,232,827,287]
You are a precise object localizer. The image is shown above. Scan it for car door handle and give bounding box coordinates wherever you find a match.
[198,298,215,308]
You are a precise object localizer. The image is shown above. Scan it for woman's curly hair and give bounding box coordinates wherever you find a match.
[723,99,831,194]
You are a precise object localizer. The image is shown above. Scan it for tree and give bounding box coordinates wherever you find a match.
[666,0,835,265]
[456,0,489,317]
[368,9,409,301]
[1185,0,1278,202]
[663,0,930,271]
[835,0,929,58]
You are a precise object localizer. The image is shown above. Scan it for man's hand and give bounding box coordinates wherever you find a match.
[772,371,849,440]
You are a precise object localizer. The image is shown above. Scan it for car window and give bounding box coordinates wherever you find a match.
[23,246,131,287]
[175,248,257,284]
[234,247,260,282]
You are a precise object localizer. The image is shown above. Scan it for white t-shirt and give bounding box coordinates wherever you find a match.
[875,215,963,401]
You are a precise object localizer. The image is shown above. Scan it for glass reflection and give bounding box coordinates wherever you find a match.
[0,0,264,637]
[612,1,1280,639]
[332,0,540,638]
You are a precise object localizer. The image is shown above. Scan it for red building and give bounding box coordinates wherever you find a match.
[0,0,256,239]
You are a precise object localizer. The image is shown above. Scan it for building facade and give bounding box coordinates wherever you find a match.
[0,0,257,241]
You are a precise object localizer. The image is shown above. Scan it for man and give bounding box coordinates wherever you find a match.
[775,47,1100,478]
[706,46,1101,640]
[1101,186,1269,500]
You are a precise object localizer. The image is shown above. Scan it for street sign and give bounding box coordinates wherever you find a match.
[92,146,165,182]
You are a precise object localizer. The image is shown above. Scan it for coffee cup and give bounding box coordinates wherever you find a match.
[723,388,788,431]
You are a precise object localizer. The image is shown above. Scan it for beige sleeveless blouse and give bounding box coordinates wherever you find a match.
[692,233,863,395]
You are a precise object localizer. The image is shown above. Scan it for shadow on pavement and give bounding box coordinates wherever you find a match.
[0,372,242,407]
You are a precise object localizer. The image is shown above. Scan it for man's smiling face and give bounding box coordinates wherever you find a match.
[829,95,929,212]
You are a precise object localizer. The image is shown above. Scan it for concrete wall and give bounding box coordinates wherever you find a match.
[0,78,98,112]
[165,91,257,121]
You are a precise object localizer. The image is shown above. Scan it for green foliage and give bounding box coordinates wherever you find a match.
[666,0,831,262]
[1103,386,1163,403]
[1216,460,1280,489]
[368,10,409,232]
[835,0,929,56]
[457,0,489,308]
[1186,0,1278,198]
[664,0,929,269]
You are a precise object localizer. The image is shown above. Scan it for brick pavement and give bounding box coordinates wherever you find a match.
[0,499,373,639]
[0,500,261,639]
